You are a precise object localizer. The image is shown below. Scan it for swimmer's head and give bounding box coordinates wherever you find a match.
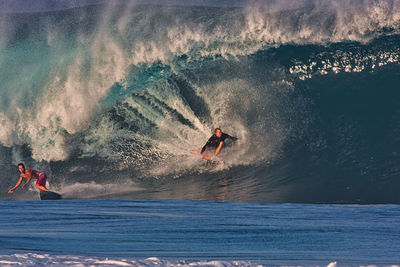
[18,163,25,173]
[214,128,222,138]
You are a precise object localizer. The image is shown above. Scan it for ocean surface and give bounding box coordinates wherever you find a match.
[0,0,400,266]
[1,199,400,266]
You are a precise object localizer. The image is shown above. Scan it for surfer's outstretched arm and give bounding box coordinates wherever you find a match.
[8,177,23,194]
[215,141,224,156]
[22,177,32,188]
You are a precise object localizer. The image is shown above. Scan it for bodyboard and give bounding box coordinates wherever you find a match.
[40,190,62,200]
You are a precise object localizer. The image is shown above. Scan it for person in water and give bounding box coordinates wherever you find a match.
[8,163,49,194]
[201,128,238,160]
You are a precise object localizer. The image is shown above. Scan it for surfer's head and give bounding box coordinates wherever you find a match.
[214,128,222,138]
[17,163,25,173]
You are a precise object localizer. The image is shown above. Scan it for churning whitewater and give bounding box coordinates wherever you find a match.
[1,0,400,203]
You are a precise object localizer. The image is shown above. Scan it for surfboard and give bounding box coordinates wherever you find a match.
[40,190,62,200]
[191,150,222,162]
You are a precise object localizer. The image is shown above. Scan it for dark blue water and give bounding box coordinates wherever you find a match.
[1,199,399,266]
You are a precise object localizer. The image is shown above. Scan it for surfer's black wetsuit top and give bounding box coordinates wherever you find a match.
[201,133,238,154]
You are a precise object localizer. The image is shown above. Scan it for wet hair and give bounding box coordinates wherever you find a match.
[17,163,25,169]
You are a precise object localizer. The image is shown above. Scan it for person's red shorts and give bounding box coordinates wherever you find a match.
[36,173,47,187]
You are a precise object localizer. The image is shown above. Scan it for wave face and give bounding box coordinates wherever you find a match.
[1,0,400,203]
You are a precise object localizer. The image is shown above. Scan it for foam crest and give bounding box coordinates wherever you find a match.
[1,4,133,161]
[131,15,263,65]
[243,0,400,45]
[21,46,128,160]
[129,0,400,66]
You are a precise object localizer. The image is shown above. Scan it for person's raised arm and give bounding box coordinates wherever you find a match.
[215,141,224,156]
[8,177,23,194]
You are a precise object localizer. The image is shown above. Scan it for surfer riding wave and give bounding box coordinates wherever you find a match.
[200,128,238,161]
[8,163,49,194]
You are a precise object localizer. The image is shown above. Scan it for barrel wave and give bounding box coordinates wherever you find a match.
[1,0,399,203]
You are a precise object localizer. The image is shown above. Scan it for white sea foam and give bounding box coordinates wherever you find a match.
[57,179,143,199]
[289,49,400,80]
[0,254,393,267]
[81,72,286,178]
[0,112,15,147]
[0,254,263,267]
[94,259,132,266]
[130,0,400,65]
[27,35,130,161]
[0,260,23,266]
[1,3,132,161]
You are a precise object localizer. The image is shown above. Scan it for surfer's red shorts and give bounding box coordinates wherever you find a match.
[36,173,47,187]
